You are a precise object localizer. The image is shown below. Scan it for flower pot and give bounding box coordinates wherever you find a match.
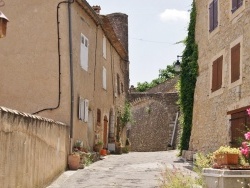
[68,154,80,170]
[215,154,239,165]
[94,144,103,152]
[100,149,107,156]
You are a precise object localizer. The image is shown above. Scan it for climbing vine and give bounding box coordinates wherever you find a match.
[178,1,198,152]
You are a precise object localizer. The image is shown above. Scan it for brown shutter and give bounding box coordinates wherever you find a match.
[217,56,223,89]
[212,56,223,92]
[232,0,238,12]
[214,0,218,28]
[238,0,243,8]
[209,2,214,32]
[231,43,240,83]
[212,59,218,92]
[230,110,250,147]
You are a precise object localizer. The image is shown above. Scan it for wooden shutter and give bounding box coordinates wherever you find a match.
[230,110,250,147]
[211,56,223,92]
[209,2,214,32]
[97,109,101,123]
[212,59,218,92]
[217,56,223,89]
[214,0,218,28]
[103,67,107,90]
[232,0,238,12]
[231,43,240,83]
[238,0,243,7]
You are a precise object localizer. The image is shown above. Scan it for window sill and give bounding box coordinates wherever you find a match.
[208,26,219,40]
[209,87,224,99]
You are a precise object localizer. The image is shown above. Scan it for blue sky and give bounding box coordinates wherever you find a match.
[87,0,192,86]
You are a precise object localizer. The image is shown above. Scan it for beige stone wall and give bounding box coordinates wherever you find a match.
[0,1,129,151]
[0,0,71,124]
[0,107,69,188]
[190,0,250,153]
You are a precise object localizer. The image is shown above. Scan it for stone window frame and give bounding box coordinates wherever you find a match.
[209,49,225,98]
[229,35,243,89]
[208,0,220,40]
[230,0,245,22]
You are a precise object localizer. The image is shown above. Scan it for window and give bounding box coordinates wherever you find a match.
[103,35,107,59]
[209,0,218,32]
[232,0,243,13]
[211,56,223,92]
[231,43,240,83]
[80,34,89,71]
[78,98,89,122]
[103,67,107,90]
[117,74,120,95]
[121,82,124,93]
[229,107,250,147]
[97,109,101,125]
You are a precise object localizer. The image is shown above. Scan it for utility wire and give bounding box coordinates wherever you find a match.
[130,37,184,45]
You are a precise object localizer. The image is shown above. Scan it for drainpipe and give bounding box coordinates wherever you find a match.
[68,0,74,153]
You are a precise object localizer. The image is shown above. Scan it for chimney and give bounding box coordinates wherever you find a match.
[92,5,101,14]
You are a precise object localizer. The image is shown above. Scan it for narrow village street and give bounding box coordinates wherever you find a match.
[47,150,196,188]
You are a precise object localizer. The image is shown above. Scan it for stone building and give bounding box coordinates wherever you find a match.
[129,77,179,152]
[0,0,129,151]
[190,0,250,153]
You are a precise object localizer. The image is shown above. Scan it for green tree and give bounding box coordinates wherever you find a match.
[136,64,178,92]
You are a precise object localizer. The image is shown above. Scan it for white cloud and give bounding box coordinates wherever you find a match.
[160,9,189,22]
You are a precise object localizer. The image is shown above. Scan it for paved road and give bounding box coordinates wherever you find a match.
[47,150,196,188]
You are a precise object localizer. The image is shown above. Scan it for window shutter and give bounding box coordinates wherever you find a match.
[212,59,218,92]
[238,0,243,7]
[217,56,223,89]
[209,2,214,32]
[79,97,85,121]
[103,36,107,59]
[80,34,89,71]
[231,43,240,83]
[84,99,89,122]
[232,0,238,13]
[214,0,218,28]
[212,56,223,92]
[103,67,107,90]
[117,74,120,95]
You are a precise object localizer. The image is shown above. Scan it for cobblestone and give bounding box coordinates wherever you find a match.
[47,150,197,188]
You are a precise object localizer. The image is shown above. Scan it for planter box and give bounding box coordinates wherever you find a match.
[215,154,239,166]
[203,168,250,188]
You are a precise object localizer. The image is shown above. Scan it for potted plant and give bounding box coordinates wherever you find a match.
[73,140,83,151]
[68,152,80,170]
[94,140,103,152]
[213,146,240,166]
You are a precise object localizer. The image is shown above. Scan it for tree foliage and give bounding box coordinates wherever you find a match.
[178,1,198,151]
[136,64,179,92]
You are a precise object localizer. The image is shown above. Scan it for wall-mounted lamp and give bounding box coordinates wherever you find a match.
[0,11,8,38]
[174,55,182,72]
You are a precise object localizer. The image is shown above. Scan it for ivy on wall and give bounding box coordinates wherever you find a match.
[178,1,198,152]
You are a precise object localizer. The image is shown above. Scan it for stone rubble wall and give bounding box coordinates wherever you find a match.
[129,93,179,152]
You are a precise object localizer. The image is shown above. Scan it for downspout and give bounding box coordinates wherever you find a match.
[68,0,75,153]
[32,1,69,115]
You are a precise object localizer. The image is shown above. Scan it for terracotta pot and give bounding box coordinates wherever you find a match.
[100,149,107,156]
[215,154,239,165]
[68,154,80,170]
